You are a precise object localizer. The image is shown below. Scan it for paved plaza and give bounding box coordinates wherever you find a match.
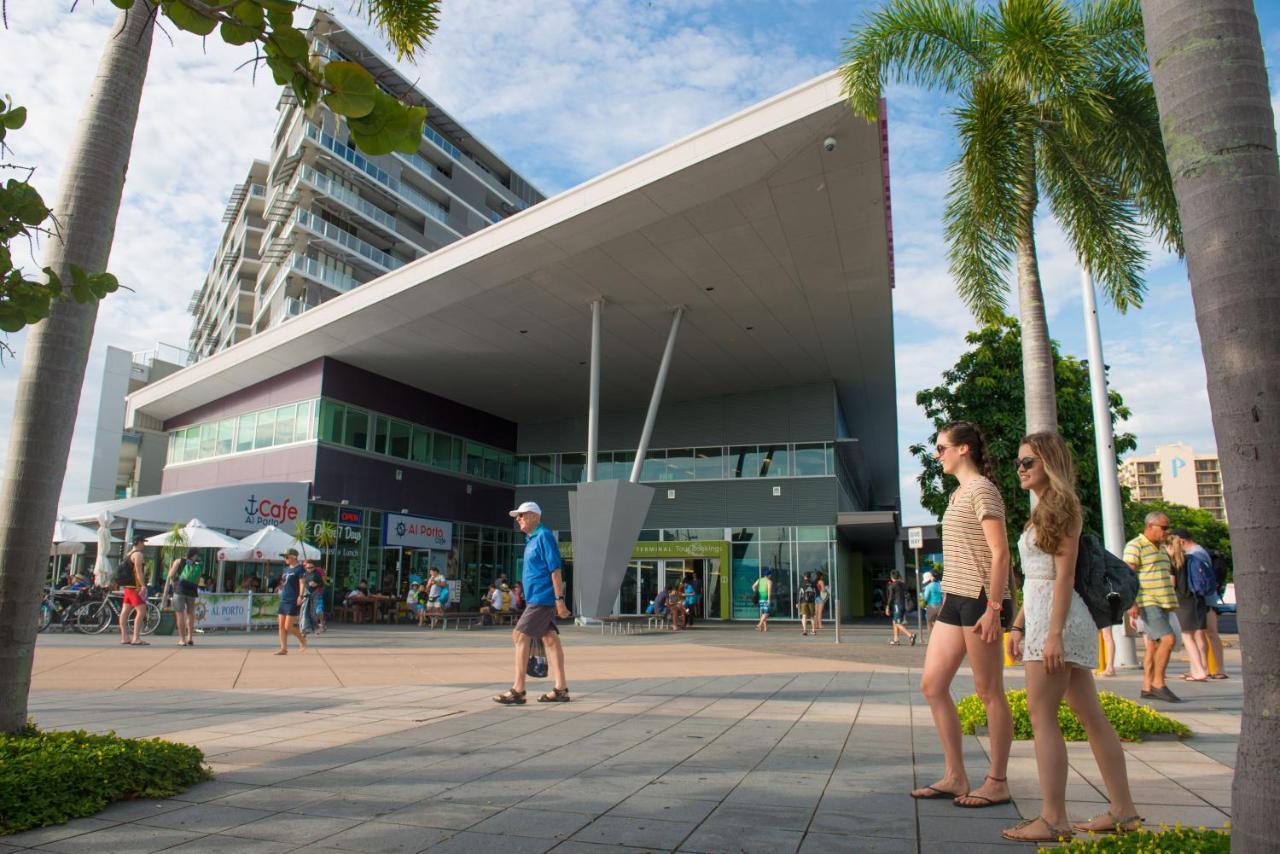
[5,625,1239,853]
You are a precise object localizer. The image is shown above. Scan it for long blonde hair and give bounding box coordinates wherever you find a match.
[1022,432,1083,555]
[1166,535,1186,570]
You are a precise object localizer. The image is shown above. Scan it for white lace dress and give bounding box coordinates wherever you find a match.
[1019,529,1098,670]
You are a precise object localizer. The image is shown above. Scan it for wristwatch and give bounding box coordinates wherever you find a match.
[555,595,565,602]
[988,599,1003,612]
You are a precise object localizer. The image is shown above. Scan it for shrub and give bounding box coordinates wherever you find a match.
[1043,824,1229,852]
[957,690,1191,742]
[0,723,211,835]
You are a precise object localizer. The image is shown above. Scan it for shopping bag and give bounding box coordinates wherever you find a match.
[526,637,548,678]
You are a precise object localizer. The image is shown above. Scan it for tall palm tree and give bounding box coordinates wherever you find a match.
[0,1,441,734]
[1139,1,1280,847]
[841,0,1182,435]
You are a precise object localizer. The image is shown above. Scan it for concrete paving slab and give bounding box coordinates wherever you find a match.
[570,815,697,850]
[30,824,202,854]
[135,802,276,834]
[322,819,452,852]
[467,807,593,840]
[0,818,121,849]
[421,831,555,853]
[678,822,805,854]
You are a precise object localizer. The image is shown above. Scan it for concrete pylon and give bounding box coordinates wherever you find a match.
[567,479,654,619]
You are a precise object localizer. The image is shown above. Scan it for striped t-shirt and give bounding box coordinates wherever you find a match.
[941,476,1010,600]
[1123,534,1177,609]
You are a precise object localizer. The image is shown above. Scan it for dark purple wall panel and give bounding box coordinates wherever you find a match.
[320,359,516,450]
[165,359,325,430]
[161,445,318,493]
[313,445,514,528]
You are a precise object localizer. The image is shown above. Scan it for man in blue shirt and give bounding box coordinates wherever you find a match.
[495,502,571,705]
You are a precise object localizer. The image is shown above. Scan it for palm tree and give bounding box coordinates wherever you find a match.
[0,1,441,734]
[313,521,339,579]
[841,0,1181,435]
[1139,1,1280,847]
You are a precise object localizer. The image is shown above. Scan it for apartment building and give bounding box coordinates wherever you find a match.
[1119,442,1227,522]
[188,10,544,360]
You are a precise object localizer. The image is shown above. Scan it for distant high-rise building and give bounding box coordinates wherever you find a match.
[1119,442,1227,522]
[188,10,544,359]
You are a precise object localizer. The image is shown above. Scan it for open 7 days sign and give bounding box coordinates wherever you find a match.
[383,512,452,550]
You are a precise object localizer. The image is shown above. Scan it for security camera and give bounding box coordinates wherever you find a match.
[823,137,837,152]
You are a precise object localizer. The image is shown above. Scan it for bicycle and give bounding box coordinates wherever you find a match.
[75,590,161,636]
[39,586,104,634]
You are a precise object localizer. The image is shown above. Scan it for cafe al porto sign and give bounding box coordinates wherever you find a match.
[243,493,300,527]
[383,512,452,550]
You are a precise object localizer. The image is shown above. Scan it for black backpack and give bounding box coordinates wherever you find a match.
[798,582,816,604]
[114,551,137,586]
[1074,533,1140,628]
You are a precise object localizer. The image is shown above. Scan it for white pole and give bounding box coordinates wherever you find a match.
[914,547,923,640]
[631,307,685,483]
[586,299,603,483]
[1081,266,1137,668]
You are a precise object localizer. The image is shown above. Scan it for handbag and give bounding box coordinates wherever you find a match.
[526,637,548,678]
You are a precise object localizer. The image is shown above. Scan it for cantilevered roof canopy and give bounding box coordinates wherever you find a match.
[128,70,899,504]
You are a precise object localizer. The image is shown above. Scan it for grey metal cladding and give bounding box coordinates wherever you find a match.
[517,477,837,531]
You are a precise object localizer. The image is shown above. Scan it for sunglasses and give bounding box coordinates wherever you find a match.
[935,444,952,455]
[1014,457,1038,471]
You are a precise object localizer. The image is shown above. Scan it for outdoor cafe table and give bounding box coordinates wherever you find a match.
[346,593,395,623]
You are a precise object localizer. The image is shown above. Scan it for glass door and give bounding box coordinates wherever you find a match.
[618,560,660,615]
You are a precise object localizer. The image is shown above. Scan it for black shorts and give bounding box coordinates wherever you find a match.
[278,601,300,617]
[1177,594,1207,632]
[936,590,1013,630]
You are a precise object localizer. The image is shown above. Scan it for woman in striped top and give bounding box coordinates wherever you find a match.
[911,421,1014,810]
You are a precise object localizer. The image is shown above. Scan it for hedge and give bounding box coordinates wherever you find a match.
[957,689,1191,742]
[1042,824,1229,852]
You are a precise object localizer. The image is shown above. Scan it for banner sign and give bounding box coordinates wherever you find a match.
[383,513,452,550]
[249,593,281,627]
[196,593,251,629]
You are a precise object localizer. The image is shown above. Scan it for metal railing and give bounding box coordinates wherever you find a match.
[298,164,398,232]
[293,208,402,271]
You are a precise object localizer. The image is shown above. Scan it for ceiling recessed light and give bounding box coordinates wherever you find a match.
[578,361,586,366]
[745,326,755,331]
[519,329,528,334]
[704,286,715,292]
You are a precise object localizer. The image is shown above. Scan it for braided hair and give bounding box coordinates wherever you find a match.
[939,420,998,483]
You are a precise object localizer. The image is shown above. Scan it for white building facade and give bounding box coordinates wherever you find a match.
[1120,442,1227,522]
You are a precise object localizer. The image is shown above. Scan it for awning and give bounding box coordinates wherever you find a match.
[59,482,310,535]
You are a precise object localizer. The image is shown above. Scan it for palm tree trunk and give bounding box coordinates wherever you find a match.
[0,4,155,733]
[1141,3,1280,849]
[1014,151,1058,435]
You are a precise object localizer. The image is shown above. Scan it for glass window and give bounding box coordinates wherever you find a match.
[758,445,789,478]
[498,451,514,484]
[410,427,431,464]
[254,408,276,449]
[694,447,723,479]
[215,418,235,456]
[731,527,757,543]
[483,446,502,481]
[640,449,666,482]
[199,423,217,459]
[372,416,389,454]
[167,433,179,464]
[796,541,831,576]
[516,455,530,485]
[561,453,586,484]
[465,442,485,477]
[275,404,296,446]
[432,434,461,470]
[342,408,369,449]
[796,526,832,542]
[529,454,555,485]
[758,526,790,542]
[665,448,694,481]
[318,400,343,442]
[235,415,255,453]
[729,446,762,478]
[792,443,827,476]
[387,419,411,459]
[294,400,315,442]
[607,450,634,481]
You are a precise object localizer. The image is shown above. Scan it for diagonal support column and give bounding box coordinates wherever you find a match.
[586,299,603,483]
[630,307,685,482]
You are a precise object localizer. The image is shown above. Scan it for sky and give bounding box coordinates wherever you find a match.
[1,0,1278,525]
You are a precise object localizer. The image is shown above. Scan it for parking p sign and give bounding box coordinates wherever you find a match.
[907,527,923,550]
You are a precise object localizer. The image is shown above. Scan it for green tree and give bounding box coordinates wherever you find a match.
[1121,499,1230,571]
[909,319,1137,550]
[0,0,441,734]
[1139,3,1279,844]
[841,0,1182,437]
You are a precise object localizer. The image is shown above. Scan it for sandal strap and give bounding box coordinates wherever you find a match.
[986,775,1008,783]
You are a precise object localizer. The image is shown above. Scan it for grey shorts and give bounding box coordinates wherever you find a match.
[1141,605,1176,640]
[514,605,559,639]
[1177,595,1208,632]
[170,594,197,613]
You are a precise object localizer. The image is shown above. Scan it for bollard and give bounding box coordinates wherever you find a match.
[1096,630,1108,674]
[834,598,840,644]
[1003,630,1019,667]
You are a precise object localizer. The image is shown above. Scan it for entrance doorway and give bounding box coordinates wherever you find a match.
[617,558,720,618]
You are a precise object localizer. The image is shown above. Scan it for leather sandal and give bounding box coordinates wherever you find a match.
[1071,812,1143,834]
[538,687,571,703]
[493,688,526,705]
[1001,816,1073,843]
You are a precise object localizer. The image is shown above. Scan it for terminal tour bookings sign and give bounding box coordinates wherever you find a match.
[383,513,452,550]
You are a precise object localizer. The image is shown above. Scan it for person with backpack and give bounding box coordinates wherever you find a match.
[117,535,149,646]
[797,572,817,636]
[1172,530,1214,682]
[751,570,773,632]
[885,571,916,646]
[166,548,201,647]
[1001,432,1139,843]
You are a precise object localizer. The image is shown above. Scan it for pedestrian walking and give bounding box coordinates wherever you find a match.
[166,548,200,647]
[752,570,773,632]
[797,572,817,636]
[922,571,944,638]
[275,549,307,655]
[1171,530,1212,682]
[1124,512,1180,702]
[495,502,571,705]
[1001,432,1139,843]
[886,571,916,645]
[1203,549,1229,679]
[426,567,448,627]
[911,421,1013,809]
[813,571,828,632]
[307,560,327,633]
[117,535,149,646]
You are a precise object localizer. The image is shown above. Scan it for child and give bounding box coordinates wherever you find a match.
[409,583,426,627]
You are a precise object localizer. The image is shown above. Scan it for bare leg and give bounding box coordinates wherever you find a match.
[288,616,307,651]
[1141,636,1155,691]
[130,605,144,643]
[1013,662,1073,831]
[119,603,133,644]
[511,629,532,693]
[543,631,568,691]
[1064,667,1138,825]
[954,624,1011,806]
[1182,627,1208,679]
[277,615,288,653]
[914,622,970,797]
[1152,635,1174,688]
[815,602,824,631]
[1100,629,1116,676]
[1205,610,1225,676]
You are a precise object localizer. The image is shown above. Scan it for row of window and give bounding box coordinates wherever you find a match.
[167,400,317,464]
[516,444,837,485]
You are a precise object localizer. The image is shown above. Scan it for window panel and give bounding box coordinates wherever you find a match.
[294,400,315,442]
[466,442,486,477]
[388,419,411,459]
[199,423,217,459]
[410,428,431,464]
[665,448,694,481]
[318,400,343,442]
[274,404,296,446]
[608,451,634,481]
[432,434,461,470]
[254,408,276,449]
[530,454,555,485]
[729,446,760,478]
[372,416,389,454]
[235,415,255,453]
[215,419,235,456]
[640,449,666,482]
[792,443,827,476]
[561,452,586,484]
[342,408,369,449]
[758,445,789,478]
[483,446,501,481]
[694,447,723,479]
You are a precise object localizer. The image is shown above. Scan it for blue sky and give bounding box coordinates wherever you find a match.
[1,0,1277,523]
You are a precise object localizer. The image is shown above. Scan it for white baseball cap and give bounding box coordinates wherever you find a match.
[508,501,542,518]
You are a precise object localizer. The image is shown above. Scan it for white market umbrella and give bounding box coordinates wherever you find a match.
[145,519,241,591]
[93,510,116,587]
[52,517,103,546]
[219,525,320,562]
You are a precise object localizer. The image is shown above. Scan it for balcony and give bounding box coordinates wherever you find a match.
[292,208,402,272]
[298,164,399,233]
[288,253,358,293]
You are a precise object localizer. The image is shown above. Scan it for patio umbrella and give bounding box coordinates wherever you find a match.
[220,525,321,562]
[145,519,241,591]
[51,515,108,584]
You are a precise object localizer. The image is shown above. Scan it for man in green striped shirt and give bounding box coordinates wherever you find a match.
[1124,512,1180,703]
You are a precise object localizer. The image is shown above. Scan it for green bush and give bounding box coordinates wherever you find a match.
[0,723,211,835]
[957,690,1191,742]
[1042,824,1229,852]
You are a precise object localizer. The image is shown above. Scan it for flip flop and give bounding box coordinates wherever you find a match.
[130,640,150,646]
[955,792,1012,808]
[911,785,966,800]
[1181,675,1209,682]
[1209,673,1229,680]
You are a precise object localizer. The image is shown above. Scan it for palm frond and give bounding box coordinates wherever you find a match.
[1076,0,1147,71]
[1038,122,1148,311]
[989,0,1091,102]
[350,0,440,61]
[943,78,1029,322]
[840,0,988,120]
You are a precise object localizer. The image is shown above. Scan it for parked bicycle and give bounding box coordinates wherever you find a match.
[38,586,104,634]
[71,590,162,636]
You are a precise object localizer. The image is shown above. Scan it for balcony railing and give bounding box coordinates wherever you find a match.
[289,253,358,293]
[292,208,402,271]
[298,164,397,232]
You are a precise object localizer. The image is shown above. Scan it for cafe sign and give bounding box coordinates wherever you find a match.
[383,512,452,550]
